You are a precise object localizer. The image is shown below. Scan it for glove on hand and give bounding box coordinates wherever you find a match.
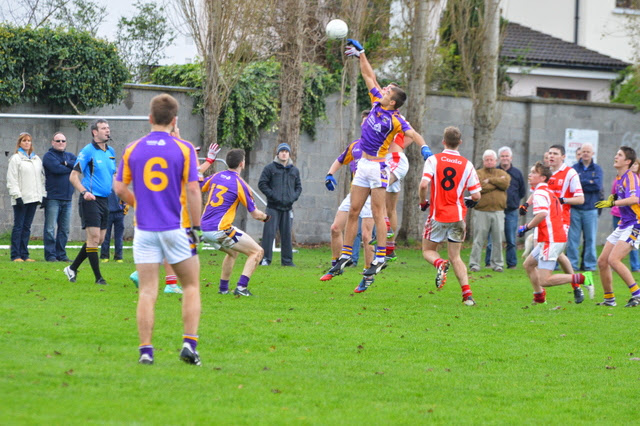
[15,197,24,207]
[595,194,617,209]
[464,197,478,209]
[519,202,529,216]
[206,143,221,163]
[188,226,203,251]
[420,201,430,212]
[325,174,337,191]
[346,38,364,51]
[345,46,362,57]
[517,224,530,238]
[421,145,432,160]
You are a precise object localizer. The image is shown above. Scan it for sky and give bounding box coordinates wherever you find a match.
[94,0,198,65]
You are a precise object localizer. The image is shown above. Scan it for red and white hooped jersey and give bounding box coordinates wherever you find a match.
[532,182,567,243]
[547,163,583,225]
[422,149,481,223]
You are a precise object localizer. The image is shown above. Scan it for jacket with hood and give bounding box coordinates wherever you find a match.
[258,157,302,211]
[7,151,46,205]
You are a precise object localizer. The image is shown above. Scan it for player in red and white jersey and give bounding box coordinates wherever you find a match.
[545,145,585,277]
[547,145,584,225]
[419,126,481,306]
[520,162,589,305]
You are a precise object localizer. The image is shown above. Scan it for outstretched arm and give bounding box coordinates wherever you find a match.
[358,53,380,92]
[346,39,380,92]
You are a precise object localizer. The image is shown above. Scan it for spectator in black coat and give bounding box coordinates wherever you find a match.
[42,132,76,262]
[258,143,302,266]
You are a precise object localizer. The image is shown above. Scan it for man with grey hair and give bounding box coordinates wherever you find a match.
[567,143,603,272]
[485,146,526,269]
[469,149,511,272]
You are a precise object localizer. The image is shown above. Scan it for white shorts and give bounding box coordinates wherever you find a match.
[203,227,244,250]
[386,152,409,193]
[133,227,195,265]
[530,242,566,270]
[606,225,640,249]
[423,218,466,243]
[351,157,389,189]
[338,193,373,218]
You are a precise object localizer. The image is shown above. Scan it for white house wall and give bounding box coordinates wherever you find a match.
[506,72,613,102]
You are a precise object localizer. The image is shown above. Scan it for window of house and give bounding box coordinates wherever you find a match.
[616,0,640,9]
[536,87,589,101]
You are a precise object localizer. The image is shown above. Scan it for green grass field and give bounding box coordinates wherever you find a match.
[1,244,639,424]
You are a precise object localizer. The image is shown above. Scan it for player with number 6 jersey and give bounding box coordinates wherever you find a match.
[115,94,203,367]
[419,126,481,305]
[117,135,199,231]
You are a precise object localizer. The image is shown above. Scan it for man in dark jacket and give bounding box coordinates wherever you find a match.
[42,132,77,262]
[100,190,127,262]
[258,142,302,266]
[567,143,603,271]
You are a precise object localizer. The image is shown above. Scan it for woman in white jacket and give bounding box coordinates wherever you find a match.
[7,132,46,261]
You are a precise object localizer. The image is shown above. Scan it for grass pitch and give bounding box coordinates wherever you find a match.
[1,244,639,424]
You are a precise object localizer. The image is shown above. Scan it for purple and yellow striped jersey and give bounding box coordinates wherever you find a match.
[615,169,640,228]
[336,140,363,176]
[200,170,257,232]
[359,87,412,158]
[116,131,199,231]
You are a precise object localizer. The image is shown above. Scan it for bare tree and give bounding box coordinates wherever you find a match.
[174,0,273,146]
[0,0,71,28]
[445,0,501,164]
[397,0,444,242]
[274,0,306,160]
[54,0,107,36]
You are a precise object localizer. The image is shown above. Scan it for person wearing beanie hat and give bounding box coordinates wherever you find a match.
[277,143,291,153]
[258,143,302,266]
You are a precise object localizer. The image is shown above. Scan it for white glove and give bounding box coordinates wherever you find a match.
[345,46,362,58]
[206,143,221,163]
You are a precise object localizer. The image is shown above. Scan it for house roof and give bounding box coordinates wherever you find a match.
[501,22,629,72]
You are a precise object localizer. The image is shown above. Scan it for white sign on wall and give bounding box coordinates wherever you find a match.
[565,128,599,165]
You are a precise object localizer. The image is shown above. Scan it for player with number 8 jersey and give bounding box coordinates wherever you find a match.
[420,126,481,305]
[422,148,481,223]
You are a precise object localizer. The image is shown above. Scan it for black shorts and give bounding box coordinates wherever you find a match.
[79,196,109,229]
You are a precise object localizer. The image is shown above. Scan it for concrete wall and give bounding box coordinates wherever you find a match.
[2,85,640,251]
[0,84,203,242]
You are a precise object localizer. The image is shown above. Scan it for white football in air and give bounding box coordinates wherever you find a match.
[326,19,348,39]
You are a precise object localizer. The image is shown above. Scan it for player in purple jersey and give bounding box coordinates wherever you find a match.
[329,38,432,292]
[115,94,204,366]
[200,149,270,296]
[321,111,375,284]
[595,146,640,307]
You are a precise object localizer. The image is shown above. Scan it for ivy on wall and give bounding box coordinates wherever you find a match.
[0,25,129,113]
[151,59,338,150]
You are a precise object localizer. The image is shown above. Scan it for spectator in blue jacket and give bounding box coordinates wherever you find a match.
[485,146,527,269]
[42,132,77,262]
[567,143,603,271]
[100,190,127,262]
